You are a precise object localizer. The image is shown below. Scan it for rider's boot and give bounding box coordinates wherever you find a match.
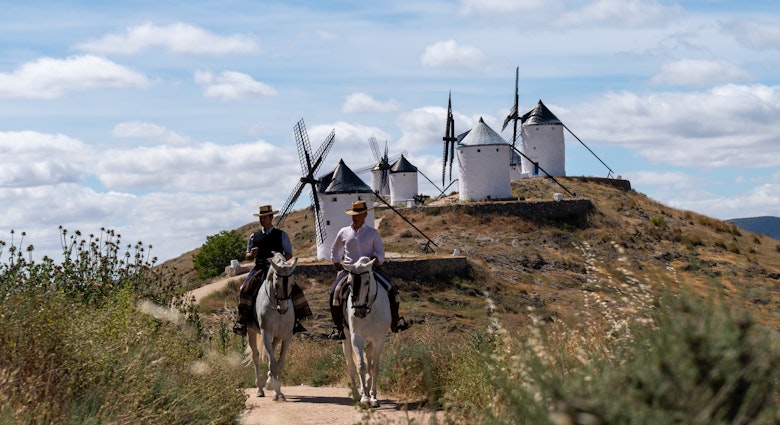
[388,286,410,333]
[293,310,307,334]
[328,305,346,340]
[232,305,250,336]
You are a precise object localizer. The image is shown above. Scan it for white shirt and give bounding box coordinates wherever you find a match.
[330,223,384,265]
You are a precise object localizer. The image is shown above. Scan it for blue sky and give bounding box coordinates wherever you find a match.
[2,0,779,262]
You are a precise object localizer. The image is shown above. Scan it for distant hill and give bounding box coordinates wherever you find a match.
[727,216,780,240]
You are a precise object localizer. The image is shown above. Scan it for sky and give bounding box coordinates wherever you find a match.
[1,0,780,263]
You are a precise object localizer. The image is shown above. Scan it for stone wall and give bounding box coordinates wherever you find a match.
[420,198,595,228]
[225,256,470,282]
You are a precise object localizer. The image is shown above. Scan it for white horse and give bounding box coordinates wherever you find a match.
[247,252,298,401]
[342,256,392,408]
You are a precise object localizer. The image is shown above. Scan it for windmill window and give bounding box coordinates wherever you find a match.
[477,149,481,152]
[496,148,499,152]
[331,197,337,202]
[326,220,330,225]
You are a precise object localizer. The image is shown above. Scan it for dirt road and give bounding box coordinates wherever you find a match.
[238,385,441,425]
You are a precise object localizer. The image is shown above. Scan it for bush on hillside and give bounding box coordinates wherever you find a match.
[193,230,245,280]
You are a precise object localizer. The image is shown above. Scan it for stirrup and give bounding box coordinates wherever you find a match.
[232,322,247,336]
[328,328,346,340]
[391,317,410,333]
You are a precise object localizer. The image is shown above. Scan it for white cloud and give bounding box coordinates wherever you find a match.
[567,84,780,169]
[626,170,698,189]
[665,183,780,220]
[194,70,277,100]
[342,93,402,114]
[0,131,92,187]
[112,121,191,145]
[557,0,683,28]
[723,19,780,51]
[95,140,293,191]
[420,40,487,71]
[459,0,680,28]
[651,59,750,87]
[0,55,149,99]
[459,0,554,20]
[75,22,260,55]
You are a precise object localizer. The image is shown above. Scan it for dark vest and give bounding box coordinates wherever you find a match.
[249,228,284,270]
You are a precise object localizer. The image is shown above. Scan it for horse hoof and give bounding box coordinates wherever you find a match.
[370,399,380,408]
[257,389,265,397]
[274,394,286,402]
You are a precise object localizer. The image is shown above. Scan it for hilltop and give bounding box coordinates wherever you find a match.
[163,177,780,336]
[729,216,780,241]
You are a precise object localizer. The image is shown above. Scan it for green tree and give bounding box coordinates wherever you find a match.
[193,230,245,279]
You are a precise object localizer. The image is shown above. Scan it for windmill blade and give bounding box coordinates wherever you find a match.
[442,91,456,186]
[442,140,448,187]
[448,140,455,182]
[309,190,327,244]
[353,163,376,174]
[275,179,306,228]
[369,137,381,161]
[309,129,336,176]
[293,119,314,175]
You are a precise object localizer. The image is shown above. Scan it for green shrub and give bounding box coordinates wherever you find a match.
[650,214,666,227]
[193,230,245,280]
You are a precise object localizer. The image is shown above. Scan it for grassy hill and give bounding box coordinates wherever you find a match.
[168,176,780,336]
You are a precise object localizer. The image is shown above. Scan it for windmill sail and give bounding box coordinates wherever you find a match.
[442,92,457,187]
[276,118,335,244]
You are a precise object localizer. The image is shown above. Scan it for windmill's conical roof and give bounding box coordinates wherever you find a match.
[521,99,562,125]
[390,154,417,173]
[320,159,372,194]
[459,117,508,147]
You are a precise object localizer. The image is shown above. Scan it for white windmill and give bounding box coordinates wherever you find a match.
[456,117,512,202]
[316,159,375,260]
[388,154,418,207]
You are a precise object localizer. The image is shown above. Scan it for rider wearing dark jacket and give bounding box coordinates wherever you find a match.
[233,205,312,336]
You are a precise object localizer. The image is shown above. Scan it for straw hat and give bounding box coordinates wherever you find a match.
[253,205,279,217]
[345,200,373,215]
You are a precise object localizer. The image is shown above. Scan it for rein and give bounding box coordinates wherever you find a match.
[349,270,377,316]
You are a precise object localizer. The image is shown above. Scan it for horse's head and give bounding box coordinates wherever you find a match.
[267,252,298,314]
[344,257,376,319]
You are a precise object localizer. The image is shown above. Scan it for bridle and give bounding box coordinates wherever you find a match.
[267,268,293,314]
[349,270,377,318]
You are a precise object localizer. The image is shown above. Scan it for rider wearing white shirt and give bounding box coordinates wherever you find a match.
[328,200,409,340]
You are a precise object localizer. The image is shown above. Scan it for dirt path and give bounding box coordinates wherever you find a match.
[238,385,440,425]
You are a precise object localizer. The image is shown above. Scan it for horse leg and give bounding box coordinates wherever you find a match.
[367,338,385,408]
[351,333,371,405]
[262,331,279,397]
[274,335,292,402]
[342,333,360,402]
[248,328,265,397]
